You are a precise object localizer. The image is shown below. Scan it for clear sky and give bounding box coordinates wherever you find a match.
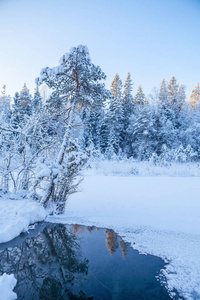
[0,0,199,97]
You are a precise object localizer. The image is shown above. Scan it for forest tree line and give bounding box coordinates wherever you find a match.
[0,45,199,210]
[78,74,200,163]
[1,69,200,164]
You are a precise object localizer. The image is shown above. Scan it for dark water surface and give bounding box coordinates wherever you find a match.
[0,223,175,300]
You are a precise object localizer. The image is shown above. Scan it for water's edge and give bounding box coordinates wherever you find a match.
[0,222,182,300]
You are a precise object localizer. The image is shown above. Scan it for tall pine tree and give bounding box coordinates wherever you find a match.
[122,72,134,155]
[108,73,124,156]
[189,83,200,109]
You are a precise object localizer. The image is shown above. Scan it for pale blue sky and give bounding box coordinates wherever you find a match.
[0,0,199,97]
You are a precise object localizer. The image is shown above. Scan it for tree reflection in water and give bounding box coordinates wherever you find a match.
[105,229,119,255]
[71,225,128,259]
[0,224,89,300]
[0,224,173,300]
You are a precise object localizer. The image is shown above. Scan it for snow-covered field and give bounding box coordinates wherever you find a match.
[47,169,200,300]
[1,161,200,299]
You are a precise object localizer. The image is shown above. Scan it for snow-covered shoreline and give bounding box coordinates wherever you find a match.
[48,174,200,300]
[0,194,47,244]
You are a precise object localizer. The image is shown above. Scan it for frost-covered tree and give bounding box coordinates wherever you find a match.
[156,79,176,152]
[167,76,184,129]
[107,73,124,155]
[32,85,43,113]
[110,73,123,102]
[176,85,189,145]
[18,83,32,116]
[189,83,200,109]
[80,94,106,155]
[167,76,179,107]
[0,86,13,190]
[12,84,32,128]
[134,85,145,106]
[131,93,154,160]
[123,73,133,108]
[190,104,200,159]
[99,111,109,153]
[0,46,109,207]
[36,45,109,209]
[122,72,134,155]
[0,85,11,124]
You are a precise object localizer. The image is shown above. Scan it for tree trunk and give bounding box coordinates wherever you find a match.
[41,101,76,207]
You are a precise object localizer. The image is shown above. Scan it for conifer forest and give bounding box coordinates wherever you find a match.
[0,45,200,211]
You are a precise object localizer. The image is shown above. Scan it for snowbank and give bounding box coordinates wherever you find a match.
[48,174,200,300]
[0,273,17,300]
[0,194,47,243]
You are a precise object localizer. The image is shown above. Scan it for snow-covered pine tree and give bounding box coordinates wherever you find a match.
[12,92,21,128]
[155,79,176,154]
[108,73,124,156]
[12,84,32,128]
[134,85,146,106]
[189,83,200,109]
[123,72,134,112]
[167,76,182,130]
[99,110,109,154]
[122,72,134,156]
[88,107,104,152]
[18,83,32,116]
[177,84,186,110]
[127,85,146,158]
[80,107,91,149]
[32,85,43,113]
[190,103,200,159]
[80,92,106,156]
[176,84,188,146]
[0,86,13,190]
[168,76,179,107]
[0,85,12,124]
[167,78,187,151]
[131,86,154,159]
[36,45,109,210]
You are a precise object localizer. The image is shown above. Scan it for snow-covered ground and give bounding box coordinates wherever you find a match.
[0,193,47,243]
[48,171,200,300]
[0,274,17,300]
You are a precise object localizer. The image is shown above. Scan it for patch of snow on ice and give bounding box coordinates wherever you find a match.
[0,273,17,300]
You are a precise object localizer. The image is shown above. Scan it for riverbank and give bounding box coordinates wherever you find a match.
[1,170,200,299]
[0,193,47,244]
[48,174,200,300]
